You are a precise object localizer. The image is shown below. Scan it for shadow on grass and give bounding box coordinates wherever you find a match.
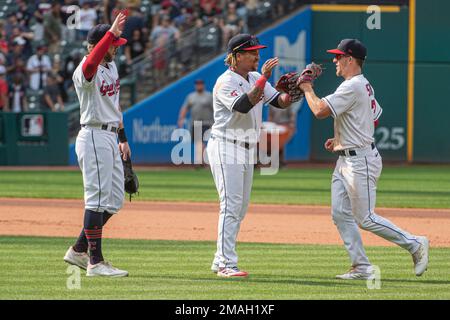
[381,278,450,285]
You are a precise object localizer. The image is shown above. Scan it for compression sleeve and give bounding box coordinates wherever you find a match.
[233,94,254,114]
[82,31,115,81]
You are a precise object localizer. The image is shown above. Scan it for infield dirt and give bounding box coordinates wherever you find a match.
[1,198,449,246]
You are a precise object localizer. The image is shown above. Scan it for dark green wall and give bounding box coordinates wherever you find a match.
[413,0,450,162]
[311,8,409,161]
[0,112,68,165]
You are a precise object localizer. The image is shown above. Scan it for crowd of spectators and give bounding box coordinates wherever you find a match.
[0,0,302,113]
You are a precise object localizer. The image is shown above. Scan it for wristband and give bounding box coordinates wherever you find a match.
[255,75,267,90]
[118,128,127,143]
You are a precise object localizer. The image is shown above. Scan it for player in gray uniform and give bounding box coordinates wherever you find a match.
[63,12,130,277]
[298,39,429,279]
[177,79,214,165]
[207,34,298,278]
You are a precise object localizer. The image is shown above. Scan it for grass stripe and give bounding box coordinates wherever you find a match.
[0,236,448,300]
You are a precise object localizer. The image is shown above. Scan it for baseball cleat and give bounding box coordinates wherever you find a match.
[211,263,219,273]
[412,236,429,276]
[336,266,374,280]
[86,261,128,277]
[217,267,248,278]
[63,246,89,270]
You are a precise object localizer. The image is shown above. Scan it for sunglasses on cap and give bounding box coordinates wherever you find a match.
[233,37,261,53]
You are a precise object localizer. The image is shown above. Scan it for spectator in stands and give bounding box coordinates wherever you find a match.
[26,45,52,91]
[63,49,82,90]
[16,0,35,28]
[110,0,127,24]
[0,20,7,55]
[152,34,169,86]
[30,15,45,43]
[8,74,28,113]
[4,13,21,36]
[41,73,64,112]
[51,57,68,102]
[5,38,28,77]
[77,2,98,40]
[235,0,249,32]
[173,6,194,30]
[150,15,180,45]
[199,0,221,24]
[150,0,163,19]
[219,2,245,49]
[122,7,147,42]
[161,0,181,21]
[124,29,147,64]
[177,79,213,165]
[103,0,117,24]
[0,65,9,112]
[9,27,34,59]
[43,2,63,54]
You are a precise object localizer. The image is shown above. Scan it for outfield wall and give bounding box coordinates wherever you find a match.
[310,1,450,163]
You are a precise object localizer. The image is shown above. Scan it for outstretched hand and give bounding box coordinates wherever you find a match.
[261,57,279,79]
[109,12,127,38]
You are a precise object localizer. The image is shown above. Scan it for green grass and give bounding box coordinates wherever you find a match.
[0,236,448,300]
[1,166,450,208]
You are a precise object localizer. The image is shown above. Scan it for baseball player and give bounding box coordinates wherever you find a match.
[63,12,130,277]
[207,34,297,278]
[298,39,429,279]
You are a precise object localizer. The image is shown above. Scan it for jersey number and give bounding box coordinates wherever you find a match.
[366,83,376,114]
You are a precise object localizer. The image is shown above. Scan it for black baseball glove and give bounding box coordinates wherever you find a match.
[122,156,139,201]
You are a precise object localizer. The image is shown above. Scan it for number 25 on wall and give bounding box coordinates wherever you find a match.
[375,127,405,150]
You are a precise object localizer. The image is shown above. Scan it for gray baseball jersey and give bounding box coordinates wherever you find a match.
[210,69,278,143]
[72,56,122,126]
[325,73,421,271]
[182,91,214,126]
[322,74,382,150]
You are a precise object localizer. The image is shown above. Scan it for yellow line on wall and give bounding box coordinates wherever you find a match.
[407,0,416,163]
[311,4,401,12]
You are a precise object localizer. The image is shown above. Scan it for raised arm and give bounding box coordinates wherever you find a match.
[82,12,127,81]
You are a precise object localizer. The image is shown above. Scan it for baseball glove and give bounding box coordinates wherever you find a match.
[275,72,304,102]
[296,62,323,87]
[122,156,139,201]
[275,63,323,102]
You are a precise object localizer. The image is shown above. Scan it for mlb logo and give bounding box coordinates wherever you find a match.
[21,115,44,137]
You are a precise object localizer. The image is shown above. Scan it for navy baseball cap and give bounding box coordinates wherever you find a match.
[87,24,127,47]
[227,34,267,54]
[327,39,367,60]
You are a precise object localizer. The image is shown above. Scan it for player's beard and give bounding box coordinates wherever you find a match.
[104,52,114,63]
